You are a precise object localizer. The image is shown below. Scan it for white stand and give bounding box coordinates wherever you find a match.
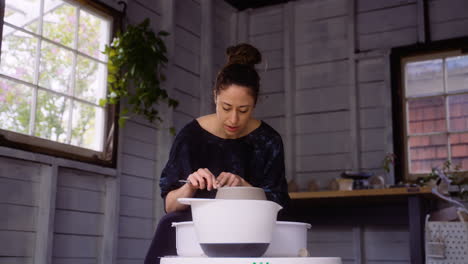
[161,257,342,264]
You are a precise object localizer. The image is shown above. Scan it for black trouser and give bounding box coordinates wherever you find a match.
[144,210,192,264]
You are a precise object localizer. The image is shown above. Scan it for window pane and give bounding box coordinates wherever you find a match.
[450,133,468,171]
[408,97,446,134]
[4,0,41,34]
[35,90,70,143]
[0,78,32,134]
[446,55,468,93]
[409,134,448,173]
[0,25,38,83]
[71,101,104,151]
[449,94,468,132]
[78,9,110,60]
[39,42,74,94]
[43,0,76,48]
[406,59,443,97]
[75,56,106,103]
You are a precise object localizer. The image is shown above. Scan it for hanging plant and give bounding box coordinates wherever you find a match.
[100,18,178,127]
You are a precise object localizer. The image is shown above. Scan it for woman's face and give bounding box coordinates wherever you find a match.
[215,84,255,139]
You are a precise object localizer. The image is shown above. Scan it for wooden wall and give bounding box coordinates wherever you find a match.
[234,0,468,263]
[1,0,468,264]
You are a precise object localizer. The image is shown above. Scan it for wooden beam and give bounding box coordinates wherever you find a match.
[154,0,176,223]
[283,2,295,181]
[347,0,360,170]
[200,0,214,116]
[34,164,57,264]
[99,175,120,264]
[237,9,249,43]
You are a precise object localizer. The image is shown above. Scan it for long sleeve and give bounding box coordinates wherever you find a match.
[258,136,290,209]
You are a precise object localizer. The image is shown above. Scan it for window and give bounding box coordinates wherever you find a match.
[392,40,468,181]
[0,0,119,166]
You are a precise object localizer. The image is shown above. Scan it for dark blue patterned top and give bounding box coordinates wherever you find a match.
[159,119,290,208]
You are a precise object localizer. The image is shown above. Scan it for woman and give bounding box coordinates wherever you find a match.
[144,43,290,264]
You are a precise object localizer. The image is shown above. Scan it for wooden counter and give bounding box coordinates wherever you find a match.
[286,187,440,264]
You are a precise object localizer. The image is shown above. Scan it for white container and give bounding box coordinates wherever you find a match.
[264,221,311,257]
[178,198,281,244]
[172,221,311,257]
[178,198,282,257]
[171,221,205,257]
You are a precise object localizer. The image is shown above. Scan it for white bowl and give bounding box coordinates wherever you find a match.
[172,220,311,257]
[178,198,282,257]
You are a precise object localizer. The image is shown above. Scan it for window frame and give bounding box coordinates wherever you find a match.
[390,36,468,182]
[0,0,122,167]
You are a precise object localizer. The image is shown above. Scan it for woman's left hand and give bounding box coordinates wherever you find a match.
[216,172,251,187]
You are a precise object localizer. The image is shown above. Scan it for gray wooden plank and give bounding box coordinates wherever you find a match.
[365,240,410,261]
[431,18,468,41]
[117,238,151,259]
[174,44,200,75]
[295,38,348,65]
[173,111,193,133]
[52,258,98,264]
[171,89,201,117]
[0,204,37,231]
[429,0,468,23]
[0,157,41,182]
[57,168,105,192]
[52,235,100,258]
[295,0,347,22]
[175,0,201,36]
[297,153,352,172]
[357,58,385,83]
[121,154,155,180]
[120,174,153,200]
[296,132,351,155]
[358,27,417,51]
[296,112,350,134]
[254,93,285,118]
[174,66,200,97]
[296,60,349,88]
[257,49,283,70]
[295,16,347,44]
[55,187,103,213]
[54,210,102,236]
[357,4,417,35]
[119,196,153,219]
[123,121,157,145]
[308,226,354,242]
[0,257,33,264]
[0,230,35,256]
[359,81,385,108]
[308,242,355,259]
[250,7,283,36]
[0,177,39,206]
[361,128,386,152]
[361,150,386,169]
[259,69,284,94]
[295,86,350,114]
[119,216,154,239]
[250,33,283,53]
[360,107,386,129]
[175,26,200,55]
[126,1,161,31]
[357,0,416,12]
[122,137,157,161]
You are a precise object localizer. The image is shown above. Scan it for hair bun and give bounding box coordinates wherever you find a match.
[226,43,261,67]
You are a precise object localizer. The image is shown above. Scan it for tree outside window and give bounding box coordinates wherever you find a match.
[0,0,113,158]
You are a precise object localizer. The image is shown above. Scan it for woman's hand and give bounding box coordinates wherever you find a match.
[187,168,218,191]
[216,172,251,187]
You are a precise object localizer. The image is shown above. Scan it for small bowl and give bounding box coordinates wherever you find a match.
[215,186,266,200]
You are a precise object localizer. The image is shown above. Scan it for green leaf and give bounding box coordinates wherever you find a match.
[169,127,176,136]
[99,98,107,107]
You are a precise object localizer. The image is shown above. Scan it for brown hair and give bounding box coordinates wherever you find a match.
[214,43,262,105]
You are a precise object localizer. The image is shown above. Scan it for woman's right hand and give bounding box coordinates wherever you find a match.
[187,168,218,191]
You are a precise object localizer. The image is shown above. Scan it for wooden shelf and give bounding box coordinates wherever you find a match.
[289,186,435,199]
